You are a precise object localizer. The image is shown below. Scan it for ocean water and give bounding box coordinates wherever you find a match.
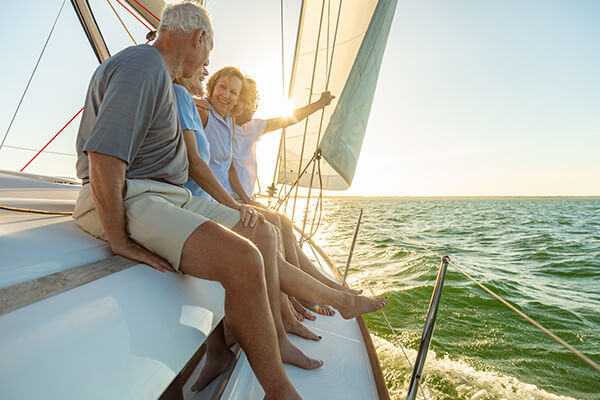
[297,198,599,400]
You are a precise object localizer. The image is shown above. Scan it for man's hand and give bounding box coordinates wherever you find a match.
[318,91,335,107]
[111,238,175,273]
[193,96,210,112]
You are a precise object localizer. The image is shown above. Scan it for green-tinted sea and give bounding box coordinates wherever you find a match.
[298,198,599,399]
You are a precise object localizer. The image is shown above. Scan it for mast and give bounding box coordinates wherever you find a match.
[70,0,111,63]
[70,0,164,64]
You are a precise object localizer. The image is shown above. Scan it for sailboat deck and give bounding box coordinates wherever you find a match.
[1,171,384,399]
[185,245,380,400]
[0,172,226,399]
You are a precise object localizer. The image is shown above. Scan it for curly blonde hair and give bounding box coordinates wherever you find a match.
[206,66,245,115]
[237,76,259,116]
[173,68,205,97]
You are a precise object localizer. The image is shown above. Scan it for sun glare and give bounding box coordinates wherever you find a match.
[280,98,296,118]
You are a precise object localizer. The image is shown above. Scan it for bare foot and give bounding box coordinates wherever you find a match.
[299,299,336,316]
[191,348,235,392]
[283,317,321,341]
[279,337,323,370]
[338,295,388,320]
[288,298,305,322]
[290,296,316,321]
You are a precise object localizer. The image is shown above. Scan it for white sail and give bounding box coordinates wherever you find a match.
[276,0,397,190]
[124,0,164,29]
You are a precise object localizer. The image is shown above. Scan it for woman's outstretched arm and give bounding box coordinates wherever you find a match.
[264,91,335,133]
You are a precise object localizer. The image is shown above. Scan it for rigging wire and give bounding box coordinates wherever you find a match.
[0,0,67,153]
[299,0,343,237]
[20,106,84,172]
[17,0,156,172]
[290,0,327,224]
[274,152,317,211]
[114,0,153,31]
[129,0,160,22]
[269,0,288,206]
[106,0,137,45]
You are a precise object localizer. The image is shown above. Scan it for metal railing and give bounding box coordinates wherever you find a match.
[406,255,450,400]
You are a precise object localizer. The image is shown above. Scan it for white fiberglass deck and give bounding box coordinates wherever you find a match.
[0,171,225,399]
[1,171,383,399]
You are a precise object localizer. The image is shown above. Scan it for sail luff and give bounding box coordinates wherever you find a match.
[276,0,396,191]
[319,0,398,187]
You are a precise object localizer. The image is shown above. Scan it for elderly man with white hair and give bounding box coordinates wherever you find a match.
[72,2,303,398]
[72,2,387,398]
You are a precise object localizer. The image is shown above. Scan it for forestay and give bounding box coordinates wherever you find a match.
[276,0,397,190]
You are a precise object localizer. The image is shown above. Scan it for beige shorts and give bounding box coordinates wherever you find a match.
[73,178,240,270]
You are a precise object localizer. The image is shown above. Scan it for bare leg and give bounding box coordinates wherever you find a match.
[191,321,235,392]
[276,253,388,320]
[262,211,357,317]
[295,241,362,295]
[278,215,362,295]
[233,221,322,370]
[179,222,300,399]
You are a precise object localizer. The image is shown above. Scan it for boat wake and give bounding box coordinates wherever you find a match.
[372,335,576,400]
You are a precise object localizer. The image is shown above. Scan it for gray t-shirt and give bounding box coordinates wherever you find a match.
[76,44,188,185]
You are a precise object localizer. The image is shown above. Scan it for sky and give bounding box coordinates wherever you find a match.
[0,0,598,196]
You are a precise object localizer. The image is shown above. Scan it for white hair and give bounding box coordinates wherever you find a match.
[159,1,213,39]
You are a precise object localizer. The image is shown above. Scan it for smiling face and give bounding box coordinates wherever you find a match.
[208,75,243,117]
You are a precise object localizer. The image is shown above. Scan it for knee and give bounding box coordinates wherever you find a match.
[230,241,265,287]
[277,213,293,230]
[254,221,278,244]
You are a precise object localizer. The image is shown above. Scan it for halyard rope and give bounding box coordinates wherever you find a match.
[107,0,137,45]
[0,205,73,216]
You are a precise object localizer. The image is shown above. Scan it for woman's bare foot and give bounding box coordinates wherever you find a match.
[290,296,316,321]
[191,348,235,392]
[288,298,305,322]
[337,295,388,320]
[282,297,320,341]
[299,299,336,316]
[279,337,323,369]
[283,317,321,341]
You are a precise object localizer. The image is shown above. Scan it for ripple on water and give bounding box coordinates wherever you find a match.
[312,198,599,399]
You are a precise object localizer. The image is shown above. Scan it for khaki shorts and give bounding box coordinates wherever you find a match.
[73,178,240,270]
